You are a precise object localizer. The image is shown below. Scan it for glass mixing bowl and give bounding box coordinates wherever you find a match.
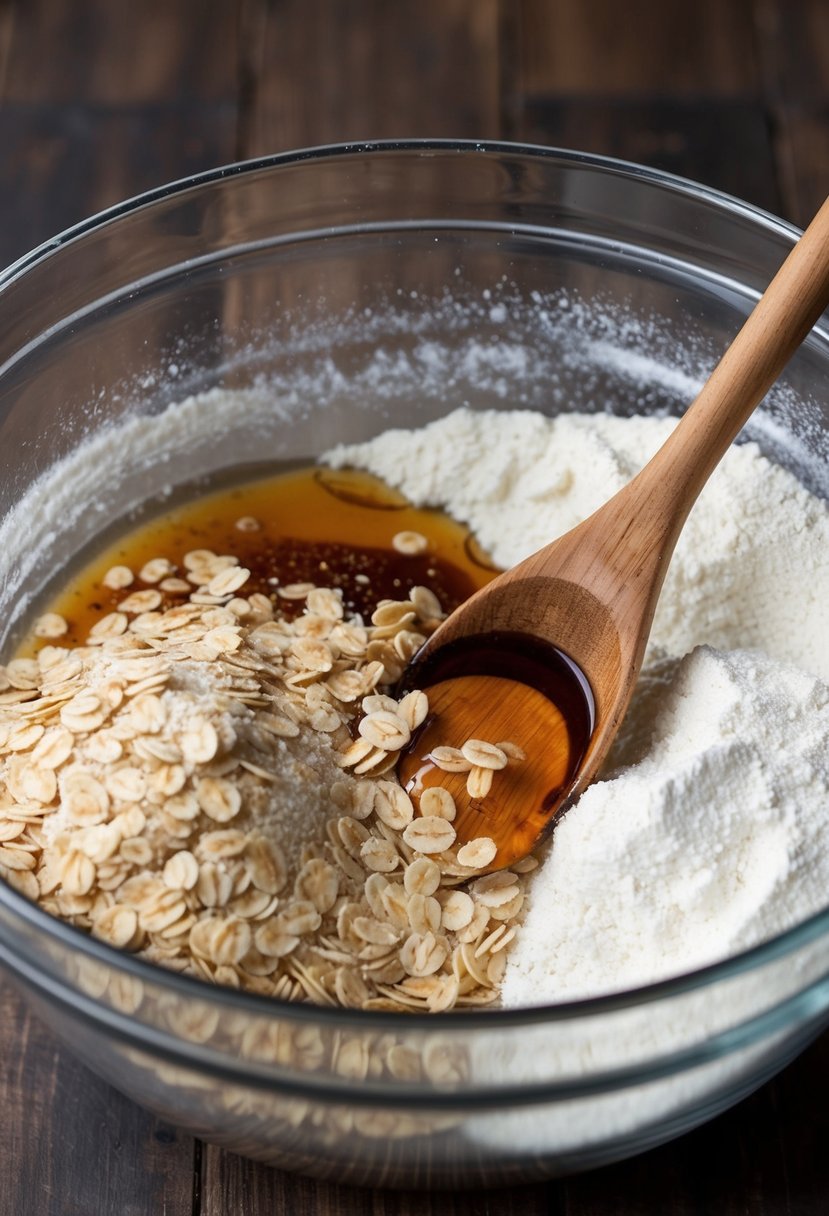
[0,141,828,1189]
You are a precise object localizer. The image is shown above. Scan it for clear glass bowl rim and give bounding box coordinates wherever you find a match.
[0,137,823,1038]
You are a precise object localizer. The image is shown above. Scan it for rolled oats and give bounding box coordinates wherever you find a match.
[196,777,242,823]
[6,660,40,690]
[456,837,498,869]
[180,718,219,765]
[29,729,74,768]
[76,823,121,864]
[61,770,110,825]
[406,892,442,935]
[93,904,140,948]
[207,916,251,965]
[358,710,410,751]
[196,862,234,908]
[295,858,339,913]
[373,781,414,830]
[120,836,154,866]
[429,745,472,773]
[1,516,529,1026]
[34,613,69,640]
[6,721,45,752]
[139,558,176,584]
[440,889,475,931]
[88,612,129,641]
[207,566,250,598]
[461,739,508,770]
[360,836,400,873]
[419,786,456,821]
[255,921,300,958]
[496,739,527,762]
[120,589,163,615]
[400,931,448,977]
[466,765,494,799]
[103,565,135,590]
[471,871,521,908]
[403,856,441,897]
[162,850,199,891]
[402,816,456,854]
[392,530,428,556]
[105,766,147,804]
[59,849,96,896]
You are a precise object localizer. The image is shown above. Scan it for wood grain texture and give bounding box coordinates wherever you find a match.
[0,0,240,265]
[239,0,501,156]
[3,0,239,103]
[0,979,195,1216]
[773,113,829,229]
[516,0,760,96]
[755,0,829,107]
[754,0,829,224]
[0,102,237,266]
[515,96,782,213]
[203,1149,563,1214]
[0,3,12,99]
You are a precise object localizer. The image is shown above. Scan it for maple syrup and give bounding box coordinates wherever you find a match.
[21,464,497,654]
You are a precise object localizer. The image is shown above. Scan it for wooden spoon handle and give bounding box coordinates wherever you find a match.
[638,194,829,523]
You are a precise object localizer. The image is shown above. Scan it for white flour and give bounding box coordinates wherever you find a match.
[329,407,829,1002]
[502,645,829,1002]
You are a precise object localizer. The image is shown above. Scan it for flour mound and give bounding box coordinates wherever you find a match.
[501,646,829,1003]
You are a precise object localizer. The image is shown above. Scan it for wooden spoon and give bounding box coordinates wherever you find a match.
[398,195,829,873]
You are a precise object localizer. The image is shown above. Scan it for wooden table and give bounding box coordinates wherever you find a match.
[1,2,828,1212]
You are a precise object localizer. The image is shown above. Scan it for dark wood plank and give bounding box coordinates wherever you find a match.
[510,0,781,213]
[239,0,502,157]
[3,0,239,103]
[772,113,829,228]
[0,978,195,1216]
[0,3,12,98]
[754,0,829,225]
[202,1148,558,1216]
[0,101,237,266]
[0,0,241,265]
[754,0,829,106]
[516,96,782,214]
[516,0,760,97]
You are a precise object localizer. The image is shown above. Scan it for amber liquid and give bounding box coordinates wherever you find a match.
[21,465,498,653]
[400,633,595,865]
[406,630,595,804]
